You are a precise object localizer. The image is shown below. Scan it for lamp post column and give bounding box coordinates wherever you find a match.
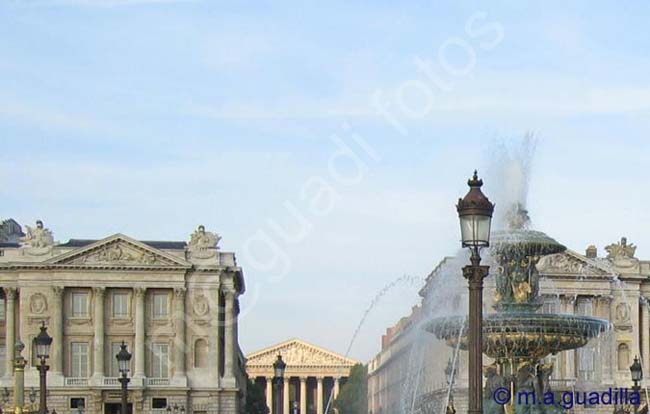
[38,359,48,414]
[14,341,26,414]
[274,378,283,414]
[463,253,489,414]
[119,375,129,414]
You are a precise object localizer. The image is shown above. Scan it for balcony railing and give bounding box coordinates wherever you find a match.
[145,377,170,386]
[103,377,120,386]
[65,377,89,386]
[549,378,577,390]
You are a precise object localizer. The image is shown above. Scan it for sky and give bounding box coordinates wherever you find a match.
[1,0,650,362]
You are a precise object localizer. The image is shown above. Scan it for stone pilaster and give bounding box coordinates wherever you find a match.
[641,300,650,372]
[316,377,324,414]
[300,377,307,414]
[50,287,64,376]
[134,287,146,378]
[173,287,187,379]
[223,291,236,380]
[3,288,16,378]
[562,295,576,379]
[92,287,105,381]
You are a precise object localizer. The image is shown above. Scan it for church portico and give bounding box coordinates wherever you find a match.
[246,339,357,414]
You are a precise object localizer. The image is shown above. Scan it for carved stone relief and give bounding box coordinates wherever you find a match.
[29,293,48,315]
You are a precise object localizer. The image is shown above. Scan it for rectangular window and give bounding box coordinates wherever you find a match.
[71,342,89,378]
[152,399,167,409]
[151,343,169,378]
[0,297,5,321]
[70,398,85,409]
[71,293,89,317]
[110,342,123,377]
[153,293,169,319]
[113,293,129,318]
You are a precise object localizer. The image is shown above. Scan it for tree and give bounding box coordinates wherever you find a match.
[245,378,270,414]
[333,364,368,414]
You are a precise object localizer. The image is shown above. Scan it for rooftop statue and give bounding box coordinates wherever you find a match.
[21,220,54,253]
[188,225,221,259]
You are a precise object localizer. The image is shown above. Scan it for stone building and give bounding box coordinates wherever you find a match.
[246,339,358,414]
[0,220,246,414]
[368,237,650,414]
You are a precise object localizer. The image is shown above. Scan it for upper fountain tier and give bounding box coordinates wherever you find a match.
[490,203,566,311]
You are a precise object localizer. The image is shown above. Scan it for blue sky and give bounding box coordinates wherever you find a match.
[1,0,650,361]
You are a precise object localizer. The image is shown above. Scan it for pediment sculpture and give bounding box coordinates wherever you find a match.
[63,241,166,266]
[21,220,55,255]
[188,225,221,259]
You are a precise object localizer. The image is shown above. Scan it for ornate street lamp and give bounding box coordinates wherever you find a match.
[273,355,286,414]
[456,171,494,414]
[631,356,643,414]
[116,342,132,414]
[34,323,52,414]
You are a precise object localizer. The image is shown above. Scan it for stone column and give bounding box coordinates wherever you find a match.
[173,288,187,378]
[50,287,64,376]
[283,377,290,414]
[334,377,340,399]
[300,377,307,414]
[266,377,273,413]
[316,377,324,414]
[3,288,16,378]
[134,287,146,378]
[641,300,650,372]
[223,291,236,379]
[92,287,105,381]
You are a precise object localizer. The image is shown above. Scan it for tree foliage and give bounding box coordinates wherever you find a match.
[333,364,368,414]
[245,377,270,414]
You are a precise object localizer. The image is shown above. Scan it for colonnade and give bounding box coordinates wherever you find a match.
[261,376,342,414]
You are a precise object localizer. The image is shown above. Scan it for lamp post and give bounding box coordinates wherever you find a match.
[116,342,132,414]
[34,323,52,414]
[273,355,286,414]
[456,171,494,414]
[631,356,643,414]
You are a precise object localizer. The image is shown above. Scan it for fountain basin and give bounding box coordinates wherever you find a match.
[426,312,611,360]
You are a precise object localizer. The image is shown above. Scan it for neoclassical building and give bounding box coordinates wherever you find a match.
[368,237,650,414]
[246,339,358,414]
[0,220,246,414]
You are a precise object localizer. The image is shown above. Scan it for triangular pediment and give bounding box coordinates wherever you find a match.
[537,249,614,277]
[246,338,358,367]
[47,234,191,268]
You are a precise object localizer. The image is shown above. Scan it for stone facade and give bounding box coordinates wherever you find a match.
[368,238,650,414]
[246,339,358,414]
[0,220,246,414]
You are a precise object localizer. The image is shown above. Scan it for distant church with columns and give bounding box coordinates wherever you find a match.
[0,219,247,414]
[246,339,358,414]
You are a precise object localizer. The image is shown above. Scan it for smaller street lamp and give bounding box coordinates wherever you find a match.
[34,323,52,414]
[116,342,132,414]
[292,401,299,414]
[631,356,643,414]
[273,355,286,414]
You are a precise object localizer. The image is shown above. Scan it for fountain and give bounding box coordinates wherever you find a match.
[426,203,611,414]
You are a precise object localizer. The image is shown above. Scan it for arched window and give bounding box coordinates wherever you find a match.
[194,339,208,369]
[618,343,630,370]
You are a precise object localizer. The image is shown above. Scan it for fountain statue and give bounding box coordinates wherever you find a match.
[427,203,611,414]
